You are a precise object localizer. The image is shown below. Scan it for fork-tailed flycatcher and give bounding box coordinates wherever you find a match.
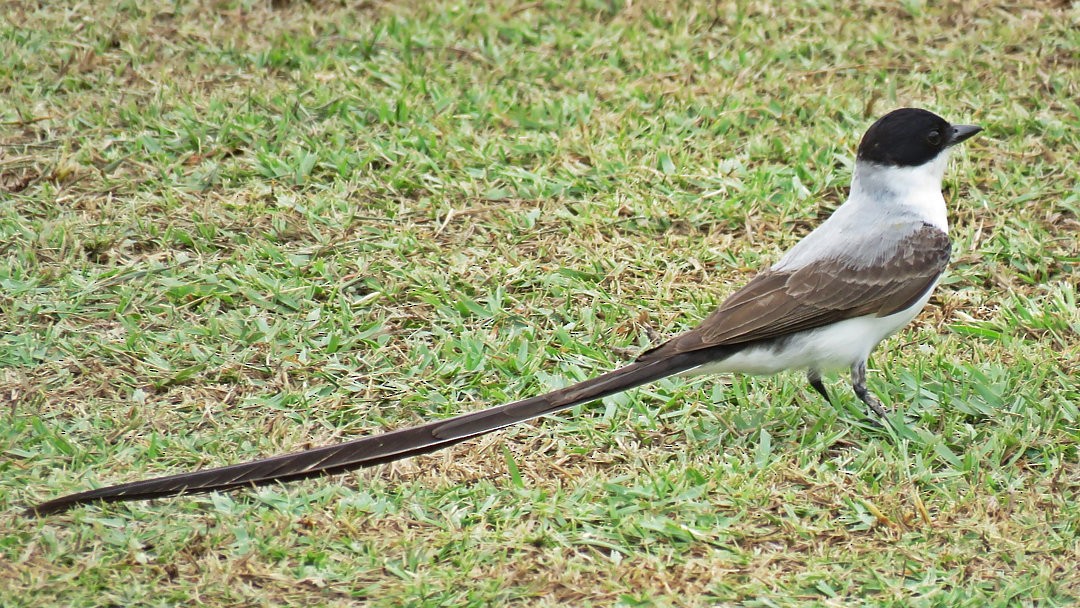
[27,108,981,516]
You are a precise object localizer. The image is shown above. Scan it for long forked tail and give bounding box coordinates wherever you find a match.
[27,351,709,517]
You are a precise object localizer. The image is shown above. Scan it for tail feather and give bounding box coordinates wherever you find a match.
[27,352,705,517]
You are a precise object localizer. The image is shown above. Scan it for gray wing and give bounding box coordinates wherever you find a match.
[638,223,951,360]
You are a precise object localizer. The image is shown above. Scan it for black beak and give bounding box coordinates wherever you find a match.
[947,124,982,146]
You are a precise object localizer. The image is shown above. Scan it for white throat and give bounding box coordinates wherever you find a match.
[849,152,951,232]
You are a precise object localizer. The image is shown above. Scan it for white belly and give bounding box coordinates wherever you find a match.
[684,289,934,377]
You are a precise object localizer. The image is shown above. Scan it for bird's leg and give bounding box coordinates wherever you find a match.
[851,360,889,418]
[641,322,663,344]
[807,370,832,403]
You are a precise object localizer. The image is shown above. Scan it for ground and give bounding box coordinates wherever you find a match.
[1,1,1078,606]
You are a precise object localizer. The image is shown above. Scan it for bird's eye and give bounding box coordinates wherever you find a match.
[927,130,942,146]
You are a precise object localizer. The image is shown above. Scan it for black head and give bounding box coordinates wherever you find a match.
[857,108,981,167]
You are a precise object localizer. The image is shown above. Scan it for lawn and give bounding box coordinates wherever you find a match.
[1,0,1078,606]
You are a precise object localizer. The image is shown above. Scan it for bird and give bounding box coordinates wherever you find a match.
[27,107,981,517]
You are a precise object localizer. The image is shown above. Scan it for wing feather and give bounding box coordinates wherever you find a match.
[639,223,950,361]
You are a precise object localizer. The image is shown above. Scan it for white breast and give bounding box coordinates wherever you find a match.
[684,284,936,377]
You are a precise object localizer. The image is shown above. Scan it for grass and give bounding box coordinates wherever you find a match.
[1,0,1078,605]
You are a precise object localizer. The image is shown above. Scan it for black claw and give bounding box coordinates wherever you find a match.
[851,360,890,419]
[853,386,890,419]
